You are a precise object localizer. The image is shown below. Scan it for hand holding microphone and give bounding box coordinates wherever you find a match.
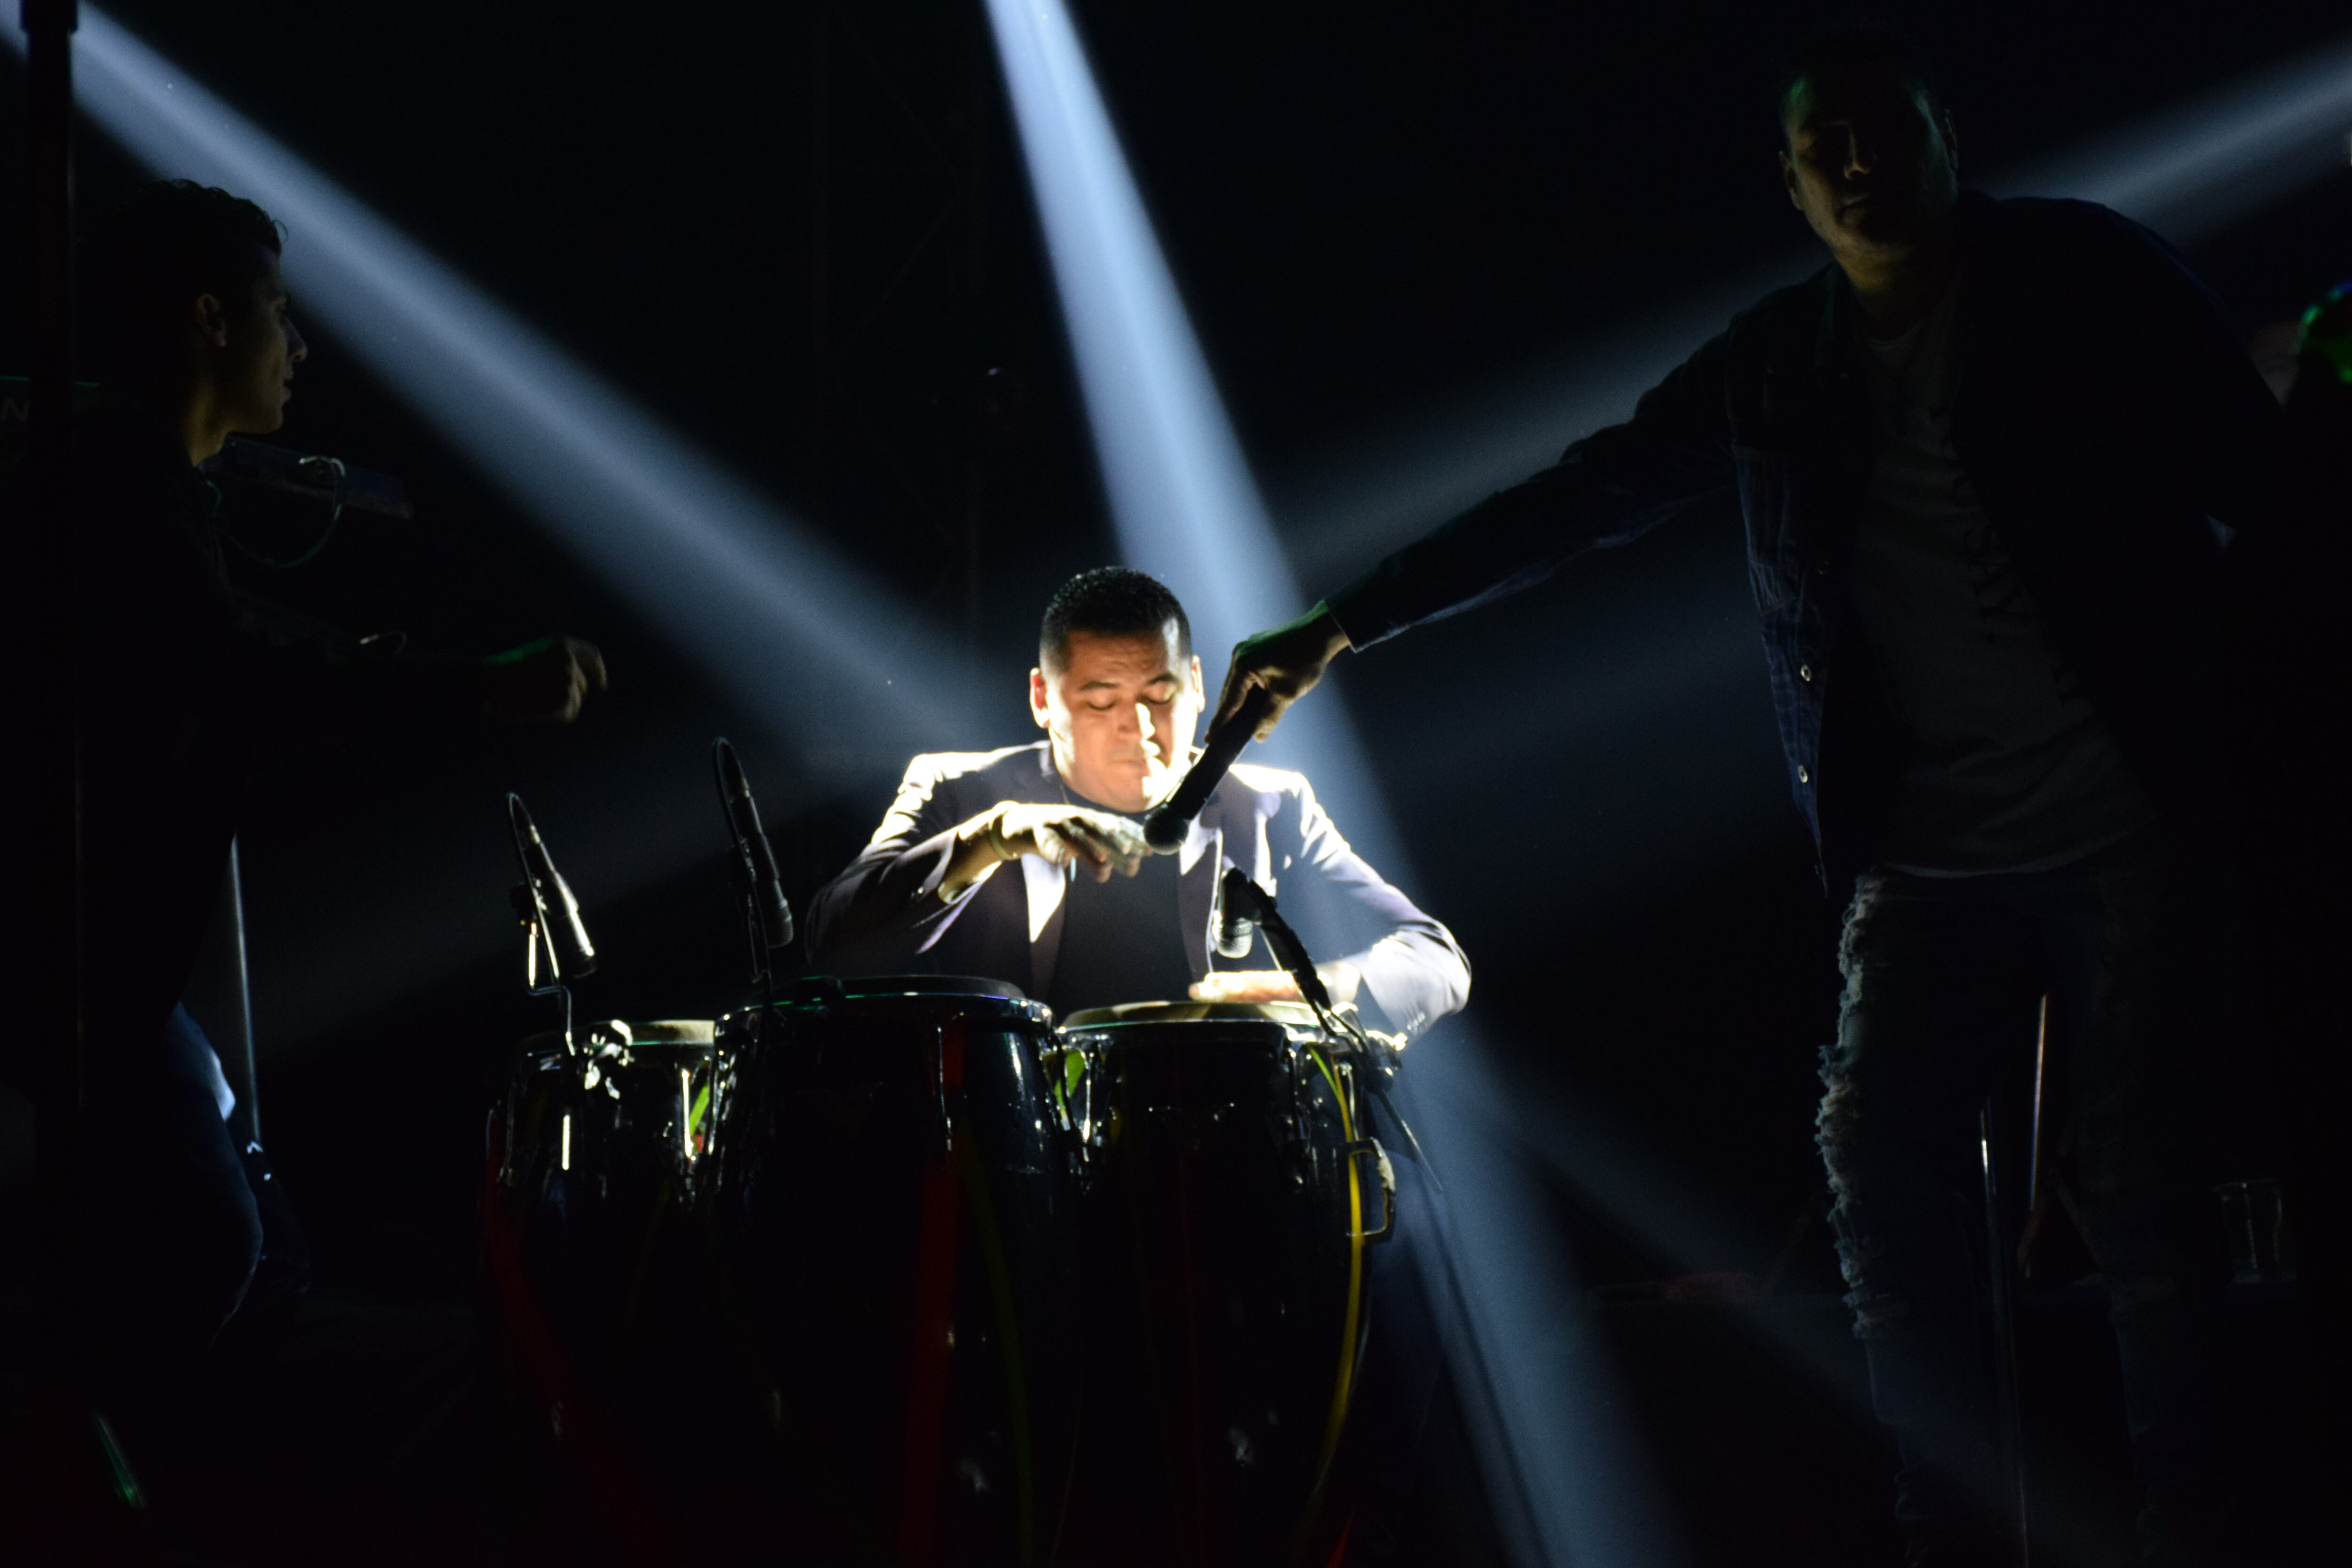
[1208,603,1352,744]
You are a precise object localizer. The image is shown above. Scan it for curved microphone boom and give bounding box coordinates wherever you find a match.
[713,738,795,976]
[1218,869,1331,1010]
[1144,685,1271,853]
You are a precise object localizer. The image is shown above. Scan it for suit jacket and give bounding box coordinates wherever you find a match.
[805,742,1470,1038]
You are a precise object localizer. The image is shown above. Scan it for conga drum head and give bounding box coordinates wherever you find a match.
[1061,998,1321,1029]
[782,972,1029,1002]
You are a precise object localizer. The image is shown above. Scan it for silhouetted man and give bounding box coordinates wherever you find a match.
[18,179,606,1493]
[1215,30,2275,1568]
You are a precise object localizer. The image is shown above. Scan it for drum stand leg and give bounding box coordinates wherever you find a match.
[1980,1090,2032,1568]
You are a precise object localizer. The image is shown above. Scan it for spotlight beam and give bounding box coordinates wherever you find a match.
[984,4,1687,1565]
[13,8,993,764]
[1990,29,2352,242]
[979,0,1396,859]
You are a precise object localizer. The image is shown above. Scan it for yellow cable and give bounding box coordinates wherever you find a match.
[1306,1046,1367,1525]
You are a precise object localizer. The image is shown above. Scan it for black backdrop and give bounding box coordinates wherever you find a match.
[2,3,2349,1555]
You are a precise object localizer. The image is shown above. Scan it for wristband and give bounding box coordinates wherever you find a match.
[985,810,1017,862]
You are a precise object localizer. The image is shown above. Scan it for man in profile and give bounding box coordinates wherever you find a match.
[11,178,607,1499]
[1215,28,2274,1568]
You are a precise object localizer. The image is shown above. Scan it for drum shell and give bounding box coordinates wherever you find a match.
[712,982,1082,1567]
[481,1024,721,1564]
[1055,1012,1370,1568]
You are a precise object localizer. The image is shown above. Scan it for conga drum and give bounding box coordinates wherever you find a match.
[712,975,1083,1566]
[1051,1000,1393,1567]
[482,1019,722,1564]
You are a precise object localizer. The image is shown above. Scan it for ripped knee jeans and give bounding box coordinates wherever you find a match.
[1817,826,2233,1556]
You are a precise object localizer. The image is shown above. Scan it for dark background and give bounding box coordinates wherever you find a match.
[4,2,2349,1561]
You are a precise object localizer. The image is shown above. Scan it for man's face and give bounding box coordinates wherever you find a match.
[1031,622,1204,814]
[1779,63,1959,263]
[205,249,307,435]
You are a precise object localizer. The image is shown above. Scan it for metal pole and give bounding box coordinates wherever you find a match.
[21,0,83,1409]
[8,1,142,1547]
[219,841,260,1146]
[804,0,831,509]
[962,1,987,655]
[1980,1100,2031,1568]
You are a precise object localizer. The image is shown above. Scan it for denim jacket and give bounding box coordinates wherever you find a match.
[1327,193,2278,894]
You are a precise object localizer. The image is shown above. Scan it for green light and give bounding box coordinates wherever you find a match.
[2297,282,2352,387]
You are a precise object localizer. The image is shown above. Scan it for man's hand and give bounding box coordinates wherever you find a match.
[482,636,607,723]
[1190,960,1360,1009]
[1211,603,1352,743]
[993,802,1150,882]
[939,802,1150,902]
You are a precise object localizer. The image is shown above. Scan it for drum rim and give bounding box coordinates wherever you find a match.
[1059,999,1324,1030]
[792,973,1031,1002]
[518,1018,715,1055]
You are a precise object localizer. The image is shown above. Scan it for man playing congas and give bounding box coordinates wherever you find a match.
[807,565,1467,1562]
[806,565,1469,1035]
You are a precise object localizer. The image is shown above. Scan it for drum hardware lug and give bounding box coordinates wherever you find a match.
[788,974,845,1006]
[1345,1138,1397,1243]
[933,1024,956,1155]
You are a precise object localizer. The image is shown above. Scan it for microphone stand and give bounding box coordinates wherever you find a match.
[711,739,796,1062]
[1217,868,1422,1172]
[507,795,595,1052]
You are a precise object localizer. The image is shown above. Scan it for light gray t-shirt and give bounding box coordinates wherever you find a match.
[1842,287,2156,876]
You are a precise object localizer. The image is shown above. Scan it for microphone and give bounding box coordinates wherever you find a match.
[1217,868,1332,1011]
[1212,864,1259,960]
[713,738,795,963]
[507,794,596,980]
[1144,685,1271,854]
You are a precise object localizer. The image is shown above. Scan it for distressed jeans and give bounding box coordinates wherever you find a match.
[1818,825,2233,1565]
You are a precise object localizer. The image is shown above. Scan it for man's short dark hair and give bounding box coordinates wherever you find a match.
[1040,567,1192,673]
[1771,20,1944,148]
[80,179,284,382]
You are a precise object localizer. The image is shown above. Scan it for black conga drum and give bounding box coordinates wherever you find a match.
[482,1018,722,1565]
[1052,1000,1391,1567]
[712,975,1083,1566]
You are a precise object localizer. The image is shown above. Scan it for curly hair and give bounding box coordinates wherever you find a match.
[1040,566,1193,673]
[80,179,284,380]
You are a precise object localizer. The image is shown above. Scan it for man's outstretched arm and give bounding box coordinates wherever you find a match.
[1214,329,1742,740]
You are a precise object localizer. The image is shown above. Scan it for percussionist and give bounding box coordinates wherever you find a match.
[807,566,1469,1035]
[809,565,1464,1560]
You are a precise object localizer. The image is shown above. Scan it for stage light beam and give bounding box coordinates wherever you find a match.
[983,4,1686,1564]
